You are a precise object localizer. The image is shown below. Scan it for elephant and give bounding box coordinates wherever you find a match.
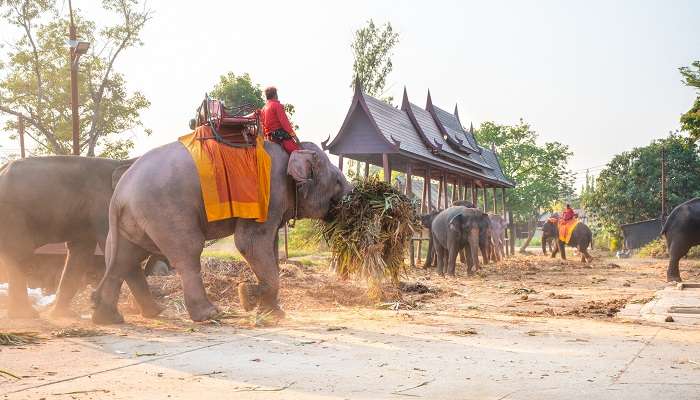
[488,214,507,262]
[661,198,700,282]
[420,201,479,268]
[91,141,351,324]
[541,219,559,256]
[431,206,483,276]
[0,156,137,319]
[546,219,593,263]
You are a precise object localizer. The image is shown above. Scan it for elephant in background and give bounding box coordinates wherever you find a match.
[542,218,559,256]
[0,156,137,319]
[553,221,593,263]
[662,198,700,282]
[431,206,483,276]
[488,214,507,262]
[92,141,351,324]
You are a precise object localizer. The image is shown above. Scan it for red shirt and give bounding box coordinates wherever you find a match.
[563,207,575,221]
[260,99,295,137]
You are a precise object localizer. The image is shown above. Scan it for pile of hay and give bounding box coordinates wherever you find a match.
[320,177,420,290]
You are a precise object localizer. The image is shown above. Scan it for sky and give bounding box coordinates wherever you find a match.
[1,0,699,189]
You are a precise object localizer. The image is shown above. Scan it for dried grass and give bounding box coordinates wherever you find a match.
[0,332,41,346]
[319,177,420,297]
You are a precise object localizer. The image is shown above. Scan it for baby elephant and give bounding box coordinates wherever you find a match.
[431,206,484,276]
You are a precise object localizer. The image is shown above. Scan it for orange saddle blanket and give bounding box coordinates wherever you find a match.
[558,218,579,244]
[179,126,271,222]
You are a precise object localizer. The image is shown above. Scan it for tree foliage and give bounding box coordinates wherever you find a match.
[680,61,700,141]
[350,19,399,101]
[476,120,574,223]
[0,0,151,158]
[582,134,700,235]
[210,72,297,129]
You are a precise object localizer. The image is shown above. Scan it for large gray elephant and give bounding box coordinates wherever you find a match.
[91,141,351,324]
[661,198,700,282]
[431,206,482,276]
[0,156,136,318]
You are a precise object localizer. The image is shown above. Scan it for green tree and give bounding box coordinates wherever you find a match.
[0,0,151,158]
[350,19,399,101]
[476,119,575,227]
[680,61,700,140]
[210,72,297,129]
[583,133,700,236]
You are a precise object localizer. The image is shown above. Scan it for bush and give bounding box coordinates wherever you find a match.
[638,238,700,258]
[286,219,325,252]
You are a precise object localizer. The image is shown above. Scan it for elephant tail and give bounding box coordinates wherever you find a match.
[92,202,121,307]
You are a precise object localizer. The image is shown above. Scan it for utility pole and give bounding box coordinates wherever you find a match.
[69,0,79,155]
[18,116,25,158]
[660,146,667,222]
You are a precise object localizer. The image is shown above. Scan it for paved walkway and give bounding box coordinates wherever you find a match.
[2,312,699,399]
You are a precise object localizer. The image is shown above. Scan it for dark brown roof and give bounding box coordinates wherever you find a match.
[324,84,514,188]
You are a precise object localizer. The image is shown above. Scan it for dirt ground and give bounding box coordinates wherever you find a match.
[2,250,700,399]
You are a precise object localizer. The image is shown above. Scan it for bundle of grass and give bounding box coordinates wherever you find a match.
[0,332,41,346]
[320,176,420,298]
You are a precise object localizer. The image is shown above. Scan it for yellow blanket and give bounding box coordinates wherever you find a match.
[179,126,271,222]
[558,218,579,244]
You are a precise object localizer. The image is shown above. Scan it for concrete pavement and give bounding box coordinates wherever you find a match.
[2,311,699,400]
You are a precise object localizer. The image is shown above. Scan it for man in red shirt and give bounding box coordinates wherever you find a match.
[563,204,575,221]
[260,86,300,154]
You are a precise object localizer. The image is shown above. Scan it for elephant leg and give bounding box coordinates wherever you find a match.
[235,223,283,317]
[559,241,567,260]
[51,239,96,318]
[3,258,38,319]
[667,237,688,282]
[459,248,466,264]
[425,236,435,268]
[435,244,446,276]
[469,229,481,273]
[581,247,593,263]
[542,237,548,255]
[447,245,458,277]
[550,240,559,258]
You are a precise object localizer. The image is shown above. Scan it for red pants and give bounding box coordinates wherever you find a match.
[280,138,300,153]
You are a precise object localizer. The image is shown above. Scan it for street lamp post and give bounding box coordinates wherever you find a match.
[68,0,90,156]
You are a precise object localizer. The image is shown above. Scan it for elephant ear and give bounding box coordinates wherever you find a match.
[448,213,463,232]
[287,150,320,197]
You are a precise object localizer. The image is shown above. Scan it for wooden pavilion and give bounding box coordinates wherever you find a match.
[322,83,516,263]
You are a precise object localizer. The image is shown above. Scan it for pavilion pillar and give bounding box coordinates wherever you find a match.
[492,187,498,214]
[442,173,449,209]
[482,187,487,212]
[382,153,390,184]
[437,176,443,209]
[406,164,413,198]
[426,167,433,212]
[364,161,370,178]
[502,188,509,256]
[338,154,344,172]
[452,178,458,204]
[471,182,477,206]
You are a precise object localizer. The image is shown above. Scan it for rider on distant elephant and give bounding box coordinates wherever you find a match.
[260,86,300,154]
[563,204,575,221]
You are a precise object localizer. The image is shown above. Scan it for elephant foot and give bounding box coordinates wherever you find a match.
[48,305,79,319]
[257,305,286,324]
[92,304,125,325]
[8,304,39,319]
[667,274,682,283]
[140,302,165,318]
[238,282,260,312]
[188,303,220,322]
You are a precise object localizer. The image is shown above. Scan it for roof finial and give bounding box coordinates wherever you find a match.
[401,86,409,110]
[353,76,363,95]
[469,122,474,134]
[426,89,433,108]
